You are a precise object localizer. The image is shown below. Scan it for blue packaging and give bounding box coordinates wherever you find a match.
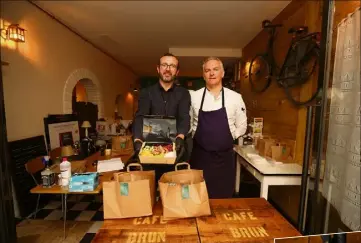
[69,172,99,192]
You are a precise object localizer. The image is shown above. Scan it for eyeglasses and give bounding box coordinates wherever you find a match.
[160,63,177,70]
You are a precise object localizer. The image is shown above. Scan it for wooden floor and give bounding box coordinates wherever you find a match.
[16,219,93,243]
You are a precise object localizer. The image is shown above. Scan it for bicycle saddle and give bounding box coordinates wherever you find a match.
[288,26,309,35]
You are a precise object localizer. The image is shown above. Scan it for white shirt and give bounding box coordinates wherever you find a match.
[190,87,247,140]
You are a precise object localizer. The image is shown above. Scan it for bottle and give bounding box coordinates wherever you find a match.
[243,133,254,146]
[60,157,71,187]
[41,156,55,188]
[41,167,53,188]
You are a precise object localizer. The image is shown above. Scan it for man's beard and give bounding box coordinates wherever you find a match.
[159,72,176,83]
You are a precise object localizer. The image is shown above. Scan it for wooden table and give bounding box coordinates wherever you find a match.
[92,200,200,243]
[93,198,300,243]
[196,198,301,243]
[30,151,133,239]
[234,145,305,200]
[30,152,133,194]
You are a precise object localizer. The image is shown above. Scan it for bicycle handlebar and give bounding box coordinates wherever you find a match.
[264,24,283,28]
[262,19,283,29]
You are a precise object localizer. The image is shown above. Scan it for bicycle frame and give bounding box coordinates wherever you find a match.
[249,20,322,105]
[277,31,321,83]
[264,28,278,75]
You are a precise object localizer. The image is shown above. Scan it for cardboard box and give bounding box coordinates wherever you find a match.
[69,172,99,192]
[138,116,177,165]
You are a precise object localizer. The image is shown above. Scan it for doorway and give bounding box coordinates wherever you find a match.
[63,68,104,119]
[71,78,99,138]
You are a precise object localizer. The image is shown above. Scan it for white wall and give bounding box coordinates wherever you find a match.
[1,1,138,142]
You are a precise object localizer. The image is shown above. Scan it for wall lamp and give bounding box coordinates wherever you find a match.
[130,84,138,92]
[1,24,25,42]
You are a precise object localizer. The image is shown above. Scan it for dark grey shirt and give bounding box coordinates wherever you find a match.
[133,82,191,140]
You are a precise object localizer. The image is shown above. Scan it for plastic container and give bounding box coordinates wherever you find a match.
[60,157,71,187]
[138,115,177,165]
[41,167,55,188]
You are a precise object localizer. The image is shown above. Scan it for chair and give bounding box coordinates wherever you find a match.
[25,156,45,219]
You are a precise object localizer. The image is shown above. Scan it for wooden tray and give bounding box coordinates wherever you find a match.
[196,198,301,243]
[92,201,200,243]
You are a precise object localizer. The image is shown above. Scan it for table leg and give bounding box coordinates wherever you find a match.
[63,194,67,240]
[304,176,310,231]
[235,155,241,195]
[260,182,269,200]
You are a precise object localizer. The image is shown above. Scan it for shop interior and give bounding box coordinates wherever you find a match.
[0,1,360,243]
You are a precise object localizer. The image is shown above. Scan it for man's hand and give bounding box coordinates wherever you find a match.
[175,137,184,152]
[175,137,185,163]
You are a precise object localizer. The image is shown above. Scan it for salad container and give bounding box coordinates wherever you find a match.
[138,116,177,164]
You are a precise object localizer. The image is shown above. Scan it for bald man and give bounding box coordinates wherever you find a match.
[189,57,247,199]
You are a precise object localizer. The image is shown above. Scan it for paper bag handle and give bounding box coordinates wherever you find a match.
[175,162,190,171]
[127,163,143,172]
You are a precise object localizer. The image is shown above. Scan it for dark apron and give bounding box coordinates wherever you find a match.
[190,88,235,199]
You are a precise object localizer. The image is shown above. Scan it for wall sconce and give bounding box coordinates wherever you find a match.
[1,24,25,42]
[130,84,138,92]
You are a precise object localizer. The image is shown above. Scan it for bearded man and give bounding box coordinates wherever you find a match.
[132,53,191,180]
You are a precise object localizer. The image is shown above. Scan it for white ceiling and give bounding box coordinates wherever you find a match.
[33,1,290,76]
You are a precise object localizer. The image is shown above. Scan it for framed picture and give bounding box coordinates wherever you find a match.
[48,121,80,149]
[96,121,109,136]
[43,114,78,151]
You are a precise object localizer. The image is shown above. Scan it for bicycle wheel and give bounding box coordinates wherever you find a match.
[249,54,272,93]
[281,43,321,106]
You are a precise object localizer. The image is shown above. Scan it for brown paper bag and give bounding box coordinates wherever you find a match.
[271,145,291,162]
[159,162,211,220]
[255,135,271,151]
[258,138,277,157]
[103,163,155,219]
[111,135,133,155]
[271,139,296,163]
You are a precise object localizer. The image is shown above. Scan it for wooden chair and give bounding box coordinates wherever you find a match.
[25,156,45,218]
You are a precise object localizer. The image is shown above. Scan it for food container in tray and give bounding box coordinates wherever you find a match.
[138,115,177,164]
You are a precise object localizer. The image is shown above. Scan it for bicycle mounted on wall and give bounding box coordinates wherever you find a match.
[248,20,322,106]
